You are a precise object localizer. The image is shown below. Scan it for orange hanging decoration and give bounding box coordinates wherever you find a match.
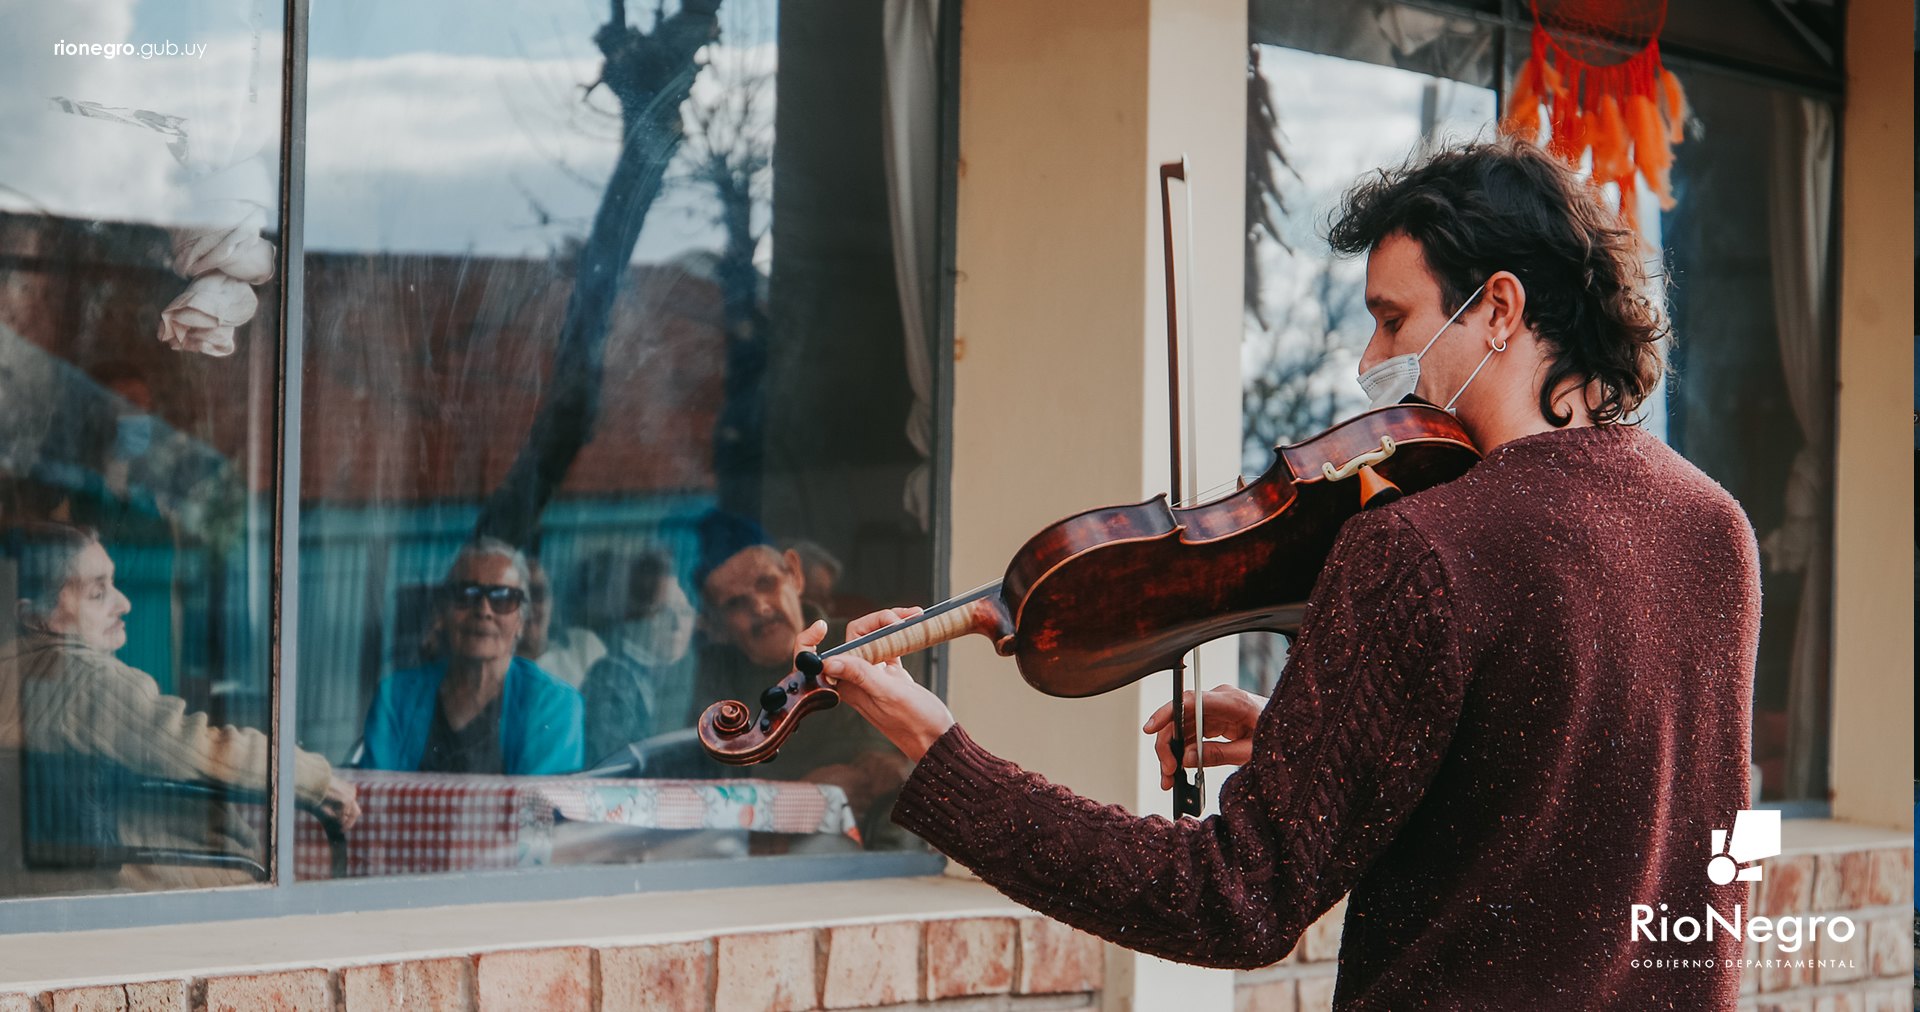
[1499,0,1688,226]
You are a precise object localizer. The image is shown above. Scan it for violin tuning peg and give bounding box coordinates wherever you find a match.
[795,651,824,677]
[760,685,789,713]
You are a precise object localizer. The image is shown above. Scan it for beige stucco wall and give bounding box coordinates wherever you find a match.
[947,1,1246,1009]
[1829,0,1914,832]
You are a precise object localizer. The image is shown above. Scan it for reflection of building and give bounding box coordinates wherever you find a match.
[299,251,726,503]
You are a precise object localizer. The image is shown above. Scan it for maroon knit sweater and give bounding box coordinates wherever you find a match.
[894,424,1760,1010]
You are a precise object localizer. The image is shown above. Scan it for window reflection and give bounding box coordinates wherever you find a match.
[0,0,306,897]
[1663,69,1836,805]
[298,0,936,873]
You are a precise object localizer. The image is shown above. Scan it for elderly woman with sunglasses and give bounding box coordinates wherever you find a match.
[358,539,584,775]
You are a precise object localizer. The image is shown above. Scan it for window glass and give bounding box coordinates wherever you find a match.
[0,0,287,897]
[1238,42,1496,694]
[296,0,936,878]
[1240,38,1837,809]
[1660,67,1836,807]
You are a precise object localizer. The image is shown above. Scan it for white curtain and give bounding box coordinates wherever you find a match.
[881,0,941,530]
[1762,93,1834,801]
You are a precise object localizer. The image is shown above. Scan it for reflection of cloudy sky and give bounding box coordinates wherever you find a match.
[304,0,777,259]
[1253,45,1494,264]
[0,0,284,226]
[1,0,777,262]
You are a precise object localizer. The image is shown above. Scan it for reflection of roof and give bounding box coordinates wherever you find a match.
[0,212,728,506]
[302,251,726,504]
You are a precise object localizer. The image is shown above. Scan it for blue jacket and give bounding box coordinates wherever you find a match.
[358,657,584,775]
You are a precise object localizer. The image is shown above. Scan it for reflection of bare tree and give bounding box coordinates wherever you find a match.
[676,46,773,515]
[474,0,722,547]
[1242,260,1366,465]
[1244,45,1295,329]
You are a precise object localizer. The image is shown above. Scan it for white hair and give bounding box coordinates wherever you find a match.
[448,537,530,588]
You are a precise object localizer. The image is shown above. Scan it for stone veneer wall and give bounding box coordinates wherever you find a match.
[1233,840,1914,1012]
[0,915,1102,1012]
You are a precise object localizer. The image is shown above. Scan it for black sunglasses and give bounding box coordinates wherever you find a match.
[441,583,527,614]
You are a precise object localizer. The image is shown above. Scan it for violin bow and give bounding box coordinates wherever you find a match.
[1159,156,1204,820]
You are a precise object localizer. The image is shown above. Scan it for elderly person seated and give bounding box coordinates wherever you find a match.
[359,538,583,775]
[580,550,696,764]
[0,522,359,895]
[516,556,606,690]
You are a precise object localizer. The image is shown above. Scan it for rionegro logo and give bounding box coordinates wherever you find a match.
[1627,808,1854,955]
[1706,809,1779,885]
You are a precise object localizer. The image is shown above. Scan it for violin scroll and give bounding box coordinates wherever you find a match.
[698,587,1015,765]
[698,667,840,766]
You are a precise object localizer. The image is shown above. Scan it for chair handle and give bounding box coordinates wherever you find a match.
[139,779,348,880]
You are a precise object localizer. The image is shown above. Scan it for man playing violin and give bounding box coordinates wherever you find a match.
[806,141,1759,1010]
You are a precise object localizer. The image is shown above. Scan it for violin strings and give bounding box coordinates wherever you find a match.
[1174,476,1257,509]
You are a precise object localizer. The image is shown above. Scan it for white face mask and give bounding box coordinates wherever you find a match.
[618,578,696,668]
[1356,282,1495,412]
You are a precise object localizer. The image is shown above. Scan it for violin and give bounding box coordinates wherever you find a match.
[696,402,1482,766]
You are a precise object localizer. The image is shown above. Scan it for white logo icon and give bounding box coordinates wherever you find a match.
[1706,809,1780,885]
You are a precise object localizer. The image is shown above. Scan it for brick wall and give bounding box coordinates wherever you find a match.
[1232,841,1915,1012]
[0,915,1102,1012]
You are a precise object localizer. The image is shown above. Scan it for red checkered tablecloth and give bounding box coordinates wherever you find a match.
[293,769,854,880]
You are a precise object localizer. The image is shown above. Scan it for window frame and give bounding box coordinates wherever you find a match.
[0,0,960,934]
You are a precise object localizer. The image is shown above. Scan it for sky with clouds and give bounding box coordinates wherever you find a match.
[1,0,775,263]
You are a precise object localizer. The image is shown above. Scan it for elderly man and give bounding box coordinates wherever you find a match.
[688,511,910,829]
[0,522,359,895]
[360,539,584,776]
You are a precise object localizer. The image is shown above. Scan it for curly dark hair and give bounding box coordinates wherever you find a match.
[1326,139,1666,426]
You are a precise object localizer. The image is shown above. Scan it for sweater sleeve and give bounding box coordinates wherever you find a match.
[891,509,1471,968]
[33,648,333,806]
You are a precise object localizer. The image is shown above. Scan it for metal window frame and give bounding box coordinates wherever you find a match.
[0,0,958,935]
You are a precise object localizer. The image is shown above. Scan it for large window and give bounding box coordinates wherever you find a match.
[295,0,939,876]
[1,0,949,921]
[1242,0,1841,810]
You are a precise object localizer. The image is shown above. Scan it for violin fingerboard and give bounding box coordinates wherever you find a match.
[846,598,1010,664]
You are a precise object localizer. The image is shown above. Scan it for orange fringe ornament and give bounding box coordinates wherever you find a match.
[1499,0,1689,227]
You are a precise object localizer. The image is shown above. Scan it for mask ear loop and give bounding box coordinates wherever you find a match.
[1443,333,1508,412]
[1416,282,1489,360]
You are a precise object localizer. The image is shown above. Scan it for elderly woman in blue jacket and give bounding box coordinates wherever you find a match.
[360,539,583,775]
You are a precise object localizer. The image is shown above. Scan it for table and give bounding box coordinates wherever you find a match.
[293,769,856,880]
